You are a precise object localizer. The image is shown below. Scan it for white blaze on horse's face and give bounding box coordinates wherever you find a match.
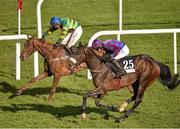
[20,39,35,61]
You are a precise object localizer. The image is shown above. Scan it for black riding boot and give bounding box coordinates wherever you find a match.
[110,59,126,77]
[70,46,76,54]
[65,46,73,55]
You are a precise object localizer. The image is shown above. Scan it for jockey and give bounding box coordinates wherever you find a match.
[92,39,129,77]
[42,16,83,55]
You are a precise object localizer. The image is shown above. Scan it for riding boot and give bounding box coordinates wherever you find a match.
[70,46,76,54]
[65,46,73,55]
[110,59,126,77]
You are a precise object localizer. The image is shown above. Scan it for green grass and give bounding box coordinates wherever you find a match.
[0,0,180,128]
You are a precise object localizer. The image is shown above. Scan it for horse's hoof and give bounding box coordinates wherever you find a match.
[114,116,125,122]
[14,90,22,96]
[81,113,87,119]
[119,101,128,112]
[111,105,119,111]
[119,107,125,112]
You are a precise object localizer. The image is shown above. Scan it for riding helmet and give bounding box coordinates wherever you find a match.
[92,39,103,49]
[50,16,61,26]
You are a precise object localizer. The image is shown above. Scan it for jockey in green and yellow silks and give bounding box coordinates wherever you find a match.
[42,16,83,64]
[42,16,83,55]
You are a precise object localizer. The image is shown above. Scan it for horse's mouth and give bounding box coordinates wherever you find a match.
[20,55,27,61]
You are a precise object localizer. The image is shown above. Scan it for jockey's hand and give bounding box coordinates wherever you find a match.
[103,53,111,62]
[55,43,61,46]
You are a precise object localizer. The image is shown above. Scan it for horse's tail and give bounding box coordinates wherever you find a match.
[156,62,180,90]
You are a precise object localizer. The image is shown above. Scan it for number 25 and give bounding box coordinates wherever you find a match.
[123,60,134,69]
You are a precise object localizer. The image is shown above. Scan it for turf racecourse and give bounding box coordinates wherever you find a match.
[0,0,180,128]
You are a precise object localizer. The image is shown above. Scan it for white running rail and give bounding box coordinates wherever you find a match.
[87,29,180,79]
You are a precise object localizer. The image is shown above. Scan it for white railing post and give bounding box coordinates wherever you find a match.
[173,32,177,74]
[37,0,43,38]
[16,42,21,80]
[16,8,21,80]
[87,39,92,79]
[117,0,122,41]
[34,0,44,77]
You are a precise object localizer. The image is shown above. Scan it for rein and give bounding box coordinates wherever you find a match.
[48,55,70,62]
[41,42,69,62]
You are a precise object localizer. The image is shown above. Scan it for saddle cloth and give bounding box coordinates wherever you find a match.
[117,56,135,73]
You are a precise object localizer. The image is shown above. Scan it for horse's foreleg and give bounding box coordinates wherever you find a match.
[48,74,61,101]
[81,92,91,119]
[14,71,48,96]
[81,87,105,119]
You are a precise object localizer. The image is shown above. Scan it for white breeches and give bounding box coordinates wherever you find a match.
[61,26,83,47]
[113,45,129,60]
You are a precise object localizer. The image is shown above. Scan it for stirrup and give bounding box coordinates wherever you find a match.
[69,57,77,64]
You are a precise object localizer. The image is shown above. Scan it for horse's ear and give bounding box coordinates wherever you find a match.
[27,35,32,39]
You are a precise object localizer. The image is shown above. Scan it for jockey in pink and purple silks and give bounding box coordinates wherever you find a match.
[92,39,130,77]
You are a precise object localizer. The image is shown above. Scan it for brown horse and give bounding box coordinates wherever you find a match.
[72,47,180,121]
[13,37,86,101]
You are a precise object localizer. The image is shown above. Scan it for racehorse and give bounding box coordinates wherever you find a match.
[13,36,86,101]
[72,47,180,121]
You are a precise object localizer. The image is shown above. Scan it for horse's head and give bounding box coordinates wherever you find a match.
[73,46,105,67]
[71,45,88,65]
[20,35,37,61]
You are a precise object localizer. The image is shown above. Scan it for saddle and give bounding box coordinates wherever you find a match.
[117,56,135,73]
[103,54,135,75]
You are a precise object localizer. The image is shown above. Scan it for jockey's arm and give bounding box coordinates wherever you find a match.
[42,27,56,39]
[113,49,120,58]
[103,45,114,54]
[56,27,69,44]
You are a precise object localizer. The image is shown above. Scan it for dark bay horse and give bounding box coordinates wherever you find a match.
[13,37,86,101]
[72,47,180,121]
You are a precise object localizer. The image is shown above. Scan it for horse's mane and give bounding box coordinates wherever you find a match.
[87,47,106,62]
[85,47,116,78]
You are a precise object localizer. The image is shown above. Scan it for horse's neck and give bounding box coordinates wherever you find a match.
[86,50,113,83]
[34,41,55,58]
[87,51,106,72]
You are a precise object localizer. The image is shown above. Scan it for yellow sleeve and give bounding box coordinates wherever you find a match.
[59,27,69,39]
